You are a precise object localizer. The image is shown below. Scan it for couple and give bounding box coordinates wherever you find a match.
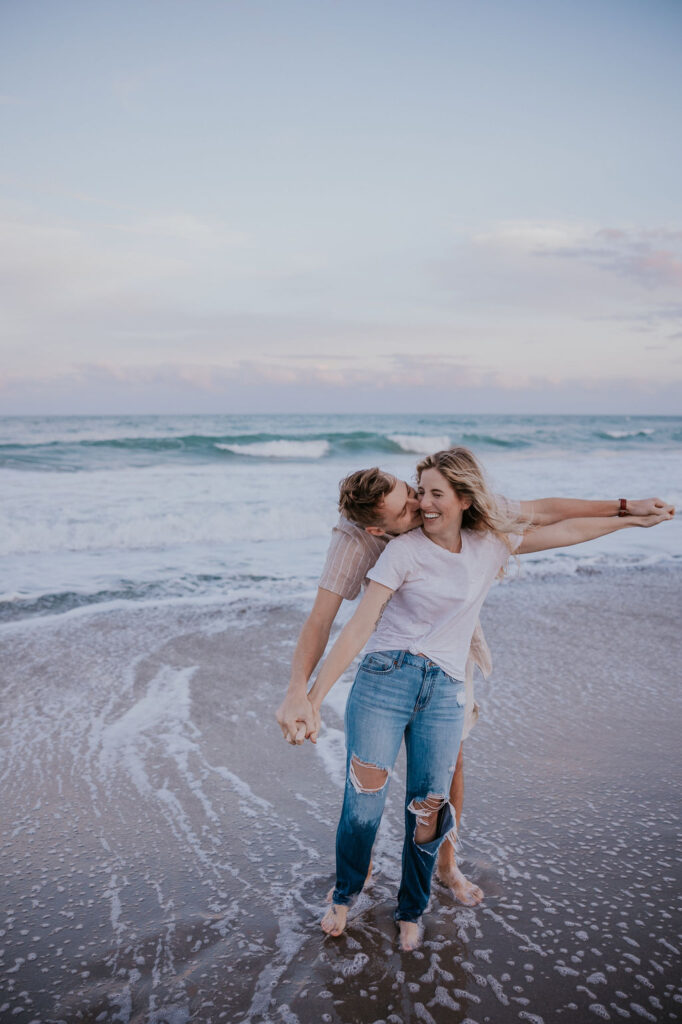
[276,447,672,951]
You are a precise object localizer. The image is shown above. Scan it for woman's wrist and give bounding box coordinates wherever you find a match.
[307,682,322,711]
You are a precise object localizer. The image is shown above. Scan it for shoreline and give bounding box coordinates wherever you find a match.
[1,565,681,1022]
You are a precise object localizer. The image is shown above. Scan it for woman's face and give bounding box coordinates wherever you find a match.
[417,467,471,536]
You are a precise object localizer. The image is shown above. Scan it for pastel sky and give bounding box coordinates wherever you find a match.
[2,0,681,414]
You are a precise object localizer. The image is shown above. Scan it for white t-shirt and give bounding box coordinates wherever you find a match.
[366,527,523,681]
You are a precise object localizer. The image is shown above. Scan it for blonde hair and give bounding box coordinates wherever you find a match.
[416,447,523,560]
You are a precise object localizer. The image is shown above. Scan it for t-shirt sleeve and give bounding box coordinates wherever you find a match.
[485,529,524,571]
[366,537,412,592]
[318,528,373,600]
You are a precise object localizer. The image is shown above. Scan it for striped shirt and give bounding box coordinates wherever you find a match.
[318,516,389,601]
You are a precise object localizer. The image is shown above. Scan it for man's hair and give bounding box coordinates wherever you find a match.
[338,467,396,528]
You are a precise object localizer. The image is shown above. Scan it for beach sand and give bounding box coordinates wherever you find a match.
[1,566,681,1023]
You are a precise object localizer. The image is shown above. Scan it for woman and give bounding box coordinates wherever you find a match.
[307,448,672,951]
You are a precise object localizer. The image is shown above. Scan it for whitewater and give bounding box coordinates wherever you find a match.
[2,413,681,623]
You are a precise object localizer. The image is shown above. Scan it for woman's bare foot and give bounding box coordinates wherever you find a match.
[320,903,348,937]
[326,859,373,903]
[398,920,422,951]
[436,860,484,906]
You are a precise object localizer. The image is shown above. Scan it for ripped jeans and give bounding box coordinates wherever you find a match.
[332,650,467,922]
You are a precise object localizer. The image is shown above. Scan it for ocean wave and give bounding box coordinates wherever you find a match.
[215,439,330,459]
[1,418,678,472]
[598,429,656,440]
[461,432,532,448]
[386,433,451,454]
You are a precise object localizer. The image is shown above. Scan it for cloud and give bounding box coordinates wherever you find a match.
[4,357,682,416]
[588,302,682,335]
[476,220,682,290]
[3,209,681,406]
[3,353,677,405]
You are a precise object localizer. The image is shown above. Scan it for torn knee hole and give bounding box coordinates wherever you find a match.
[349,756,389,794]
[409,795,447,844]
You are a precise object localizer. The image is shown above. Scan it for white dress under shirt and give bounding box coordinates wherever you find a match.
[365,526,523,681]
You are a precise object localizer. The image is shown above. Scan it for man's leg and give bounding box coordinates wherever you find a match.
[435,744,484,906]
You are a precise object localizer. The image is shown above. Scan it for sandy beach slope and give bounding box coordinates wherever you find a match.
[1,566,681,1023]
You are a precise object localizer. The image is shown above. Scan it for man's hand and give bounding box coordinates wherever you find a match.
[627,497,675,517]
[276,692,320,745]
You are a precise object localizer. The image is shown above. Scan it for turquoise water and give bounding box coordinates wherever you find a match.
[2,413,681,471]
[2,414,680,621]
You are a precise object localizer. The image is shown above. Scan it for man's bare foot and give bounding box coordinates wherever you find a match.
[398,920,422,951]
[436,860,484,906]
[320,903,348,937]
[326,859,373,903]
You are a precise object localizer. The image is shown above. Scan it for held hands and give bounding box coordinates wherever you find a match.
[628,497,675,517]
[630,506,675,528]
[275,691,321,746]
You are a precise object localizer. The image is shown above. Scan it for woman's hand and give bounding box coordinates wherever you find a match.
[626,498,674,517]
[276,691,321,745]
[628,508,675,527]
[517,506,674,554]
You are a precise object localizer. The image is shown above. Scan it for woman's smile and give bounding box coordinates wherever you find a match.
[418,467,471,545]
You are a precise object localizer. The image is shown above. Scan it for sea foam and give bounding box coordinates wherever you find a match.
[215,439,330,458]
[387,433,451,453]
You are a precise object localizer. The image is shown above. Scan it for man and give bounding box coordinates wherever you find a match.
[276,468,667,905]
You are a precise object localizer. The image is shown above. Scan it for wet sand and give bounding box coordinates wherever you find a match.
[1,567,681,1023]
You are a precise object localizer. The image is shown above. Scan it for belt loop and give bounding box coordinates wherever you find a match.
[395,650,406,669]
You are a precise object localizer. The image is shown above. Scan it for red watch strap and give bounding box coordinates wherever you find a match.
[618,498,628,517]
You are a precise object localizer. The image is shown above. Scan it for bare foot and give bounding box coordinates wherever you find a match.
[320,903,348,937]
[436,861,484,906]
[398,920,422,951]
[326,859,373,903]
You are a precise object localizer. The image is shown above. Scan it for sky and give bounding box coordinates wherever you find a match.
[1,0,681,415]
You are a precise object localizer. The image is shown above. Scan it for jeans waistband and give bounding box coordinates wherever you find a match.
[372,649,464,682]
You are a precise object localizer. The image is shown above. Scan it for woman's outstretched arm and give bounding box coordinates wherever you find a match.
[518,496,672,526]
[517,508,674,555]
[307,580,394,739]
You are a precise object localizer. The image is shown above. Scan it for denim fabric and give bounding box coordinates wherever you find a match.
[332,650,467,922]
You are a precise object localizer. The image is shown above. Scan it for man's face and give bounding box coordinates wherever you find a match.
[375,479,421,535]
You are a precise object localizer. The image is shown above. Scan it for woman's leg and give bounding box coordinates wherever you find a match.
[396,666,467,939]
[332,654,413,904]
[322,652,419,935]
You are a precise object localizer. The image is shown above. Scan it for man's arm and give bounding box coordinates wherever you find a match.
[275,588,343,745]
[518,496,672,527]
[517,509,673,555]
